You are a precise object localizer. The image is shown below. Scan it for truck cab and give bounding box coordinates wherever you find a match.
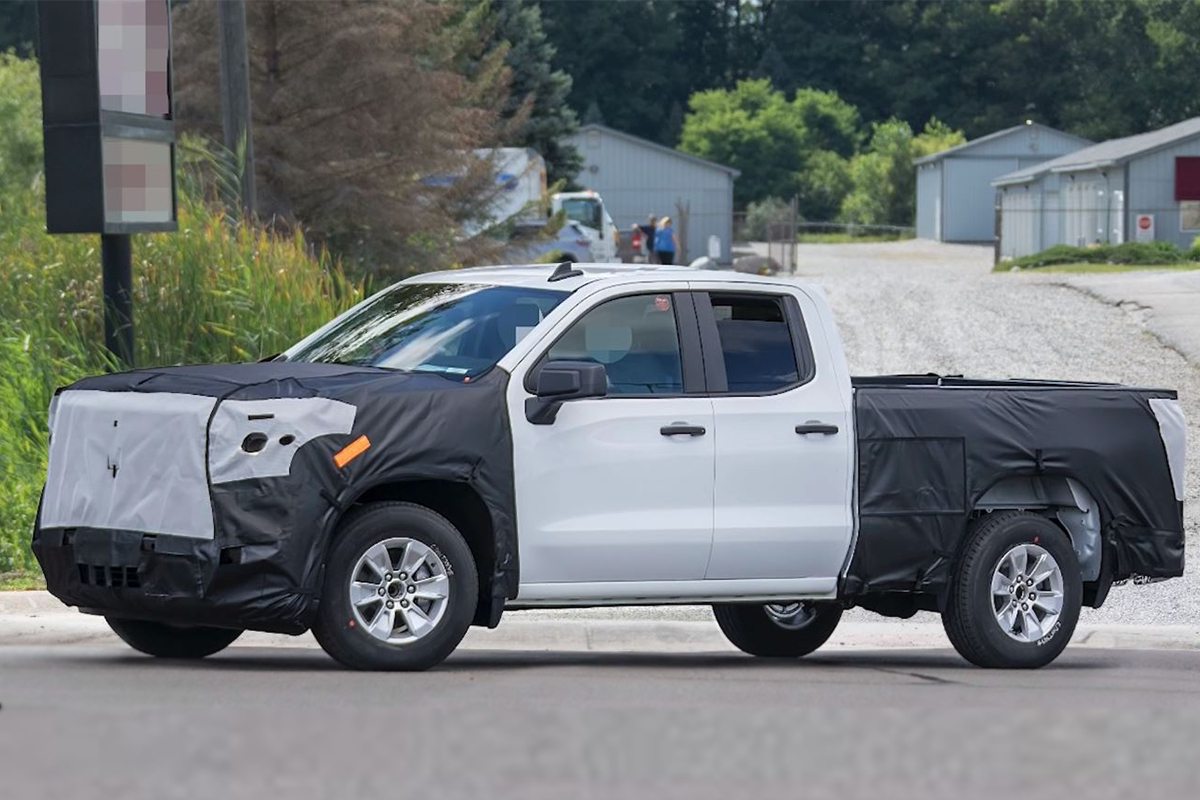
[33,263,1185,672]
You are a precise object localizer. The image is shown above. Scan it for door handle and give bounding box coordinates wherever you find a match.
[795,423,839,435]
[660,424,706,437]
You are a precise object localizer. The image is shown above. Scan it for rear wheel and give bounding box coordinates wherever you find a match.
[106,617,242,659]
[713,601,842,658]
[313,502,478,671]
[943,511,1082,669]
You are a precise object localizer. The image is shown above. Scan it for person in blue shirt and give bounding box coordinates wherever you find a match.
[654,216,680,265]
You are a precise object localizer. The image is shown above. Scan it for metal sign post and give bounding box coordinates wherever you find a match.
[37,0,177,369]
[100,234,134,365]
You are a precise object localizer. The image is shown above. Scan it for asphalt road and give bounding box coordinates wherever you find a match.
[3,643,1199,799]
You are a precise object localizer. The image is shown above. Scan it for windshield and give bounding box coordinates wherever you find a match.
[288,283,568,379]
[561,198,602,231]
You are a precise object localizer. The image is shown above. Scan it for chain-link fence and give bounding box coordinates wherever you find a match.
[733,196,916,273]
[732,197,798,272]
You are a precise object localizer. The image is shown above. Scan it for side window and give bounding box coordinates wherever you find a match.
[709,293,804,393]
[546,294,683,395]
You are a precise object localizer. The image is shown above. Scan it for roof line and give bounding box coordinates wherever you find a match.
[912,122,1092,166]
[575,123,742,177]
[993,118,1200,186]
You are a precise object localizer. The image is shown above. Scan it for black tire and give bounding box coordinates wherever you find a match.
[106,617,242,659]
[312,502,478,671]
[943,511,1082,669]
[713,602,843,658]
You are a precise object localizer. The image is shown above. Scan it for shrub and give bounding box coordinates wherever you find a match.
[1009,240,1191,269]
[1106,240,1187,265]
[742,197,797,241]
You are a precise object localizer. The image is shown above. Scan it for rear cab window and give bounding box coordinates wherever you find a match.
[701,292,814,394]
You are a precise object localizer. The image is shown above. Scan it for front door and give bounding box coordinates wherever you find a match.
[509,289,714,588]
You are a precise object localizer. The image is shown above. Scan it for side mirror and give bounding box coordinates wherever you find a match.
[525,360,607,425]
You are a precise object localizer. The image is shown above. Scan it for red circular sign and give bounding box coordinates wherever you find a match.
[1138,216,1152,230]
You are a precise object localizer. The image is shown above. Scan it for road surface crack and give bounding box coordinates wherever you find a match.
[870,666,961,686]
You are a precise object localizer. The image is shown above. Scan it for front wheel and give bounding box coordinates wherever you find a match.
[312,502,478,671]
[942,511,1082,669]
[713,601,843,658]
[106,617,242,659]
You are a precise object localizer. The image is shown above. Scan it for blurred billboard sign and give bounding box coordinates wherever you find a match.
[37,0,177,234]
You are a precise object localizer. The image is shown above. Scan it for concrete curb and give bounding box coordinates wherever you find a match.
[4,591,1200,653]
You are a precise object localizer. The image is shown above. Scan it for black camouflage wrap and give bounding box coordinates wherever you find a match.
[32,362,516,634]
[845,380,1185,598]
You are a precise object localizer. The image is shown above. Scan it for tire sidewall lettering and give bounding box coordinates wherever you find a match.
[1035,619,1061,647]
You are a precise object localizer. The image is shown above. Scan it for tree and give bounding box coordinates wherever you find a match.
[484,0,581,184]
[173,0,513,276]
[0,0,36,57]
[912,118,966,159]
[792,87,861,157]
[679,78,859,215]
[540,0,682,143]
[841,118,965,226]
[0,53,42,191]
[679,79,804,207]
[541,0,1200,146]
[798,150,852,222]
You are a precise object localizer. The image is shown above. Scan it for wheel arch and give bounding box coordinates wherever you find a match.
[331,478,498,627]
[972,474,1103,584]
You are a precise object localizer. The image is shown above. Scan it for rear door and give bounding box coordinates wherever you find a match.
[693,285,855,581]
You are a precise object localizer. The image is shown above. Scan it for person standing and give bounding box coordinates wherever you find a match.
[629,224,644,263]
[639,215,658,263]
[654,216,679,265]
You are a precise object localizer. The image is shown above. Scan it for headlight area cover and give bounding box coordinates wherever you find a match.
[208,398,356,485]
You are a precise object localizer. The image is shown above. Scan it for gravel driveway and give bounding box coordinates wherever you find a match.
[796,239,1199,625]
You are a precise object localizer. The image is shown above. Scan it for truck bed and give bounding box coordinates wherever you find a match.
[844,376,1184,600]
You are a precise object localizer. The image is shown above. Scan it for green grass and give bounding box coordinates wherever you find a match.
[0,572,45,591]
[797,232,914,244]
[1000,261,1200,274]
[995,240,1200,272]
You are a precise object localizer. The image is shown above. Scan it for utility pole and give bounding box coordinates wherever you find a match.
[217,0,256,215]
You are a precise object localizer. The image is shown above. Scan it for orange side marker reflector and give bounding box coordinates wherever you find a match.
[333,435,371,469]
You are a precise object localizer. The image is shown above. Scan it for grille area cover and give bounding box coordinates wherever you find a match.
[41,390,217,539]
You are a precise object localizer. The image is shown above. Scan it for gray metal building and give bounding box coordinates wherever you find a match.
[915,123,1092,242]
[567,124,739,262]
[993,116,1200,259]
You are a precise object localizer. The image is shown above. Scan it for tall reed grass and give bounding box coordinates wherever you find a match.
[0,55,363,572]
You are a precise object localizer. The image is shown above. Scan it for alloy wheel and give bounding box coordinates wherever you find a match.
[990,543,1065,643]
[348,537,450,645]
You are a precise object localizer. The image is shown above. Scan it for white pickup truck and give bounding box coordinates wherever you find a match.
[33,264,1186,671]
